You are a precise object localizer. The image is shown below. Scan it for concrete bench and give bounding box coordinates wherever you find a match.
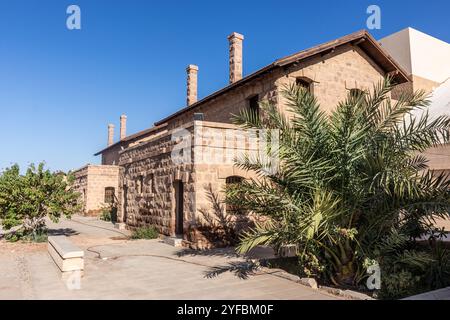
[48,236,84,274]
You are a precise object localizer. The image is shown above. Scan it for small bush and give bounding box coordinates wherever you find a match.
[378,270,422,299]
[99,205,118,223]
[4,228,48,243]
[131,226,159,240]
[100,209,111,222]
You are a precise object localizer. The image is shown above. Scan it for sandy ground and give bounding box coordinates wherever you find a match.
[0,216,338,300]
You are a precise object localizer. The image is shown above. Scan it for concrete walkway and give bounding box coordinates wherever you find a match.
[404,287,450,300]
[0,216,339,300]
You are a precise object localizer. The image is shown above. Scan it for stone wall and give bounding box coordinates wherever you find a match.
[72,165,121,216]
[276,44,385,116]
[118,124,196,236]
[101,144,122,166]
[72,166,88,213]
[115,120,269,246]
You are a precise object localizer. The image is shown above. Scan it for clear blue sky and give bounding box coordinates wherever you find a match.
[1,0,449,172]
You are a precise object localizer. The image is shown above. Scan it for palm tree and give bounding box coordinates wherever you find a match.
[226,78,450,287]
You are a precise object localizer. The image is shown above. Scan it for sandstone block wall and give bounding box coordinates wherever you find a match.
[118,125,196,236]
[167,44,387,130]
[276,44,385,116]
[72,166,88,213]
[73,165,120,216]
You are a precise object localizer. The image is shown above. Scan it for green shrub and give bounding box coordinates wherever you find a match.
[100,209,112,222]
[378,270,422,299]
[0,163,80,242]
[131,226,159,240]
[226,78,450,294]
[4,228,48,243]
[425,244,450,290]
[99,205,117,223]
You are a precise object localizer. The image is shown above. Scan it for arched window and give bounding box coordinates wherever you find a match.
[226,176,244,185]
[349,88,365,98]
[104,187,115,204]
[247,95,260,119]
[296,77,314,94]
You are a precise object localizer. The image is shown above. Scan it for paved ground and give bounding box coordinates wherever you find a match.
[0,216,339,300]
[404,286,450,300]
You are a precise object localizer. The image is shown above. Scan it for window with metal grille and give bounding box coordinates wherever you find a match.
[225,176,244,214]
[104,187,115,204]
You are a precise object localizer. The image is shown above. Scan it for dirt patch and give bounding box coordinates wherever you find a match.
[66,235,129,248]
[0,240,47,255]
[110,236,129,241]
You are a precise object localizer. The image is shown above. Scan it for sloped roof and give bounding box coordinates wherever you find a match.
[154,29,410,126]
[94,123,167,156]
[95,29,410,156]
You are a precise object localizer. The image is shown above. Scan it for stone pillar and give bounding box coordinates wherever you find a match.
[228,32,244,83]
[186,64,199,106]
[120,114,127,140]
[108,124,114,146]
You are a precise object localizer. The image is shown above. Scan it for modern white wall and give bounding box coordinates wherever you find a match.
[380,27,450,84]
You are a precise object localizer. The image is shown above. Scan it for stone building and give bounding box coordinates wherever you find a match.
[73,28,449,245]
[72,165,121,216]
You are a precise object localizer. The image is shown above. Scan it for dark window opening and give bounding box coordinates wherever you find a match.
[147,173,156,194]
[226,176,244,184]
[296,77,313,93]
[104,187,115,204]
[137,175,144,195]
[174,180,184,235]
[349,88,365,98]
[248,95,260,119]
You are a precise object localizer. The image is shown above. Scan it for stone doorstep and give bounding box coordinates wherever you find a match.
[114,223,127,231]
[163,236,183,247]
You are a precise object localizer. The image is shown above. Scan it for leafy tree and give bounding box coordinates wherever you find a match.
[0,162,80,241]
[226,77,450,292]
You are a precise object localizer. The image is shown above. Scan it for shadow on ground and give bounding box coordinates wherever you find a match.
[48,228,79,237]
[204,260,260,280]
[176,247,239,259]
[176,245,277,280]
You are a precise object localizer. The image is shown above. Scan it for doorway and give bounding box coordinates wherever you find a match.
[122,185,128,223]
[174,180,184,236]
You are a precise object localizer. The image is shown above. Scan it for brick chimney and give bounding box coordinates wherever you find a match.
[120,114,127,140]
[108,124,114,146]
[228,32,244,83]
[186,64,199,106]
